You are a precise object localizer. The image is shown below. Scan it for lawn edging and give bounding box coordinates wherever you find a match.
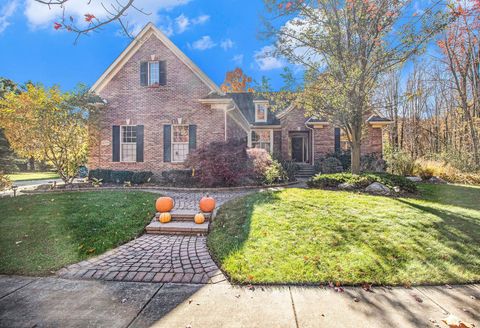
[20,181,299,195]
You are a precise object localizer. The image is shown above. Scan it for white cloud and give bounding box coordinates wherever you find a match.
[0,0,17,35]
[175,13,209,34]
[192,14,209,25]
[190,35,216,50]
[254,45,284,71]
[175,14,189,33]
[232,54,244,65]
[220,38,234,51]
[23,0,191,36]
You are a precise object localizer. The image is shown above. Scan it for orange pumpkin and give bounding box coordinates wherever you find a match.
[159,212,172,223]
[194,213,205,224]
[155,197,174,212]
[199,195,216,213]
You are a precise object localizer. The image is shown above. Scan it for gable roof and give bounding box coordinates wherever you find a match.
[201,92,281,126]
[90,22,222,94]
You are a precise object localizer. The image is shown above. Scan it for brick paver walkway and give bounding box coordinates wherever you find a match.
[58,235,226,284]
[57,189,252,284]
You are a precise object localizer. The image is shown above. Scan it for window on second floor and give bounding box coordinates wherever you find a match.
[255,103,268,122]
[140,61,166,86]
[148,62,160,85]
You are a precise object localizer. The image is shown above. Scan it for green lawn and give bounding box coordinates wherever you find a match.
[7,171,60,181]
[0,191,157,275]
[208,184,480,285]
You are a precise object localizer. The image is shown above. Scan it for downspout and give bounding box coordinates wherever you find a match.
[305,122,315,166]
[224,104,235,141]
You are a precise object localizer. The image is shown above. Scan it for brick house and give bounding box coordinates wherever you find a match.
[89,23,390,175]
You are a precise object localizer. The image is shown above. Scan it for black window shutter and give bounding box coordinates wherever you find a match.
[112,125,120,162]
[136,125,144,162]
[140,62,148,86]
[189,125,197,151]
[159,61,167,86]
[163,124,171,162]
[334,127,341,152]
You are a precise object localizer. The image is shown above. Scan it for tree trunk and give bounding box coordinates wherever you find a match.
[351,142,361,174]
[28,156,35,171]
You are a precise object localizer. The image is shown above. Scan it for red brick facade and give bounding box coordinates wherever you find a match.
[89,33,228,173]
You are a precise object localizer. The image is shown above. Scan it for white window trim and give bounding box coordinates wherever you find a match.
[171,124,189,163]
[120,125,137,163]
[254,103,268,123]
[147,61,160,86]
[248,129,273,153]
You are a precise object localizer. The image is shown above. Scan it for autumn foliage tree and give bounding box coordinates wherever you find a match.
[0,84,101,183]
[263,0,449,173]
[437,0,480,167]
[220,68,254,93]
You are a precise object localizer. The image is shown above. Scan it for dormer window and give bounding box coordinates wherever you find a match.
[255,103,268,122]
[140,61,166,86]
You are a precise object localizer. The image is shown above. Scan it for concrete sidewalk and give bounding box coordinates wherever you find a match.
[0,275,478,328]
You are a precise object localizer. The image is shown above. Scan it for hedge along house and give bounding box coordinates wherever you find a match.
[88,23,391,176]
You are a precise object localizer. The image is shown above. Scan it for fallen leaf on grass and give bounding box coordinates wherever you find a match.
[442,314,475,328]
[15,241,22,245]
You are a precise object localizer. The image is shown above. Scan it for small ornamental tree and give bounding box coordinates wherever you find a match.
[220,68,254,93]
[0,84,101,184]
[263,0,450,173]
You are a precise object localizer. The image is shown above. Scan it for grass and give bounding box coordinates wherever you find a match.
[0,191,157,275]
[7,171,60,181]
[208,184,480,285]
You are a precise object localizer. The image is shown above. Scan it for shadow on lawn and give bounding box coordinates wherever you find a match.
[418,183,480,211]
[210,188,480,285]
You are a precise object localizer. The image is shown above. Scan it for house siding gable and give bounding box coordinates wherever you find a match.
[88,34,225,175]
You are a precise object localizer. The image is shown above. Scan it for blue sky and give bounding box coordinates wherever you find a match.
[0,0,291,91]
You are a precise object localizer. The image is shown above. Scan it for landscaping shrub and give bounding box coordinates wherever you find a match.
[186,140,251,187]
[361,153,386,172]
[384,148,415,176]
[315,157,343,174]
[0,173,12,191]
[307,172,417,193]
[161,169,194,186]
[247,148,272,181]
[264,160,288,184]
[131,171,153,184]
[77,165,88,178]
[88,169,112,182]
[278,159,299,181]
[247,148,289,185]
[415,159,480,185]
[110,170,134,184]
[88,169,153,184]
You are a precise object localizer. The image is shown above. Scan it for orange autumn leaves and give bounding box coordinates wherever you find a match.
[220,68,254,93]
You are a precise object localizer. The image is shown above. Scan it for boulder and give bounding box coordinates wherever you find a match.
[338,182,355,190]
[365,182,391,195]
[429,176,447,184]
[406,176,422,182]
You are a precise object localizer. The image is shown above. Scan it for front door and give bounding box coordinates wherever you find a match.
[291,137,304,162]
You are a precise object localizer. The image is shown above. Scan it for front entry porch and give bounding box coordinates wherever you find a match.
[289,131,312,164]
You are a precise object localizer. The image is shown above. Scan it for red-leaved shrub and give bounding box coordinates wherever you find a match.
[186,140,252,187]
[247,148,272,180]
